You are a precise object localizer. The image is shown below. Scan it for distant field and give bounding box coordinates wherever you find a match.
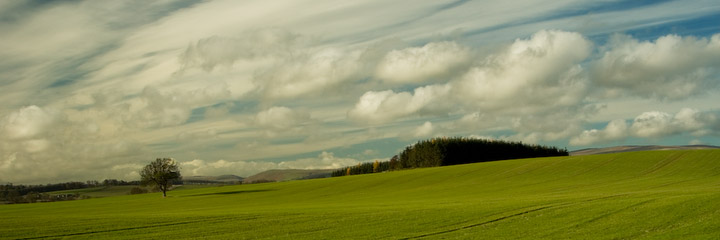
[2,150,720,239]
[242,169,334,183]
[48,185,214,198]
[570,145,720,156]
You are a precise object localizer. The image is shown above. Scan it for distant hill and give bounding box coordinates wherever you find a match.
[183,175,244,184]
[243,169,334,184]
[570,145,720,156]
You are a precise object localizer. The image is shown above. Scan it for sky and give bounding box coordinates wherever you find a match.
[1,0,720,184]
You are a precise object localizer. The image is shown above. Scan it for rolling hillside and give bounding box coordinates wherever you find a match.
[2,150,720,239]
[242,169,334,183]
[570,145,720,156]
[183,175,244,184]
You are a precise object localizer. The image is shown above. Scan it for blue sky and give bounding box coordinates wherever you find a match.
[1,0,719,184]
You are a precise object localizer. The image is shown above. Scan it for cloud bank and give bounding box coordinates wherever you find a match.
[1,0,719,183]
[593,34,720,100]
[570,108,719,146]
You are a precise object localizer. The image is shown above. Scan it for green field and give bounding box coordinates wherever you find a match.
[48,185,214,198]
[2,150,720,239]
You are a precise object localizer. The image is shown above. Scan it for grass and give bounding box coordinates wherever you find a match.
[1,150,720,239]
[47,185,214,198]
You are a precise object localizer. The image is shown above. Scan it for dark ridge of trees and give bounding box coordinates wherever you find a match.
[331,160,391,177]
[182,179,238,185]
[0,179,143,204]
[246,179,276,184]
[398,137,568,168]
[1,182,88,204]
[333,137,568,177]
[102,179,142,186]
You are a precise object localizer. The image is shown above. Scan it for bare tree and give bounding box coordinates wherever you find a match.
[140,158,181,197]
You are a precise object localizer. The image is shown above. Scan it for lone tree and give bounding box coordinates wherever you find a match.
[140,158,181,197]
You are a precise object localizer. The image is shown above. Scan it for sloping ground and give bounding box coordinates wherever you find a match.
[183,175,244,184]
[570,145,720,156]
[49,186,139,198]
[2,150,720,239]
[48,185,213,198]
[242,169,334,183]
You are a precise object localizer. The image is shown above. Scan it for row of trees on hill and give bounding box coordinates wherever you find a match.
[0,181,124,204]
[332,137,568,177]
[0,180,142,201]
[1,158,184,204]
[331,160,392,177]
[0,191,88,204]
[397,137,568,168]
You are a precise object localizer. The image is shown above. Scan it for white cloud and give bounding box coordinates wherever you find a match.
[350,30,593,137]
[257,48,364,100]
[592,33,720,100]
[630,108,715,138]
[178,29,307,72]
[362,149,378,156]
[1,106,54,139]
[256,106,311,130]
[630,111,675,138]
[124,87,193,128]
[0,153,17,173]
[453,30,591,113]
[177,129,219,142]
[376,41,471,84]
[0,103,153,183]
[570,108,718,146]
[452,112,493,130]
[413,121,434,137]
[177,29,374,101]
[278,151,359,170]
[22,139,50,153]
[180,151,358,177]
[570,119,628,146]
[181,159,277,177]
[1,0,719,184]
[673,108,715,134]
[111,163,143,171]
[348,84,451,124]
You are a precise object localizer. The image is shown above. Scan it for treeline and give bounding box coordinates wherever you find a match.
[0,191,88,204]
[101,179,142,186]
[396,137,568,168]
[183,180,235,185]
[0,179,141,204]
[331,160,391,177]
[333,137,568,176]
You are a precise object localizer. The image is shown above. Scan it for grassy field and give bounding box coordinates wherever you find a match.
[2,150,720,239]
[48,185,214,198]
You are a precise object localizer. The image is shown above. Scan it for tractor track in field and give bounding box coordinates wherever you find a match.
[399,194,629,239]
[639,152,686,176]
[398,205,555,240]
[16,216,254,239]
[538,198,658,238]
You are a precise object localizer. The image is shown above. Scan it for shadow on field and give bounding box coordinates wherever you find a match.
[185,189,275,197]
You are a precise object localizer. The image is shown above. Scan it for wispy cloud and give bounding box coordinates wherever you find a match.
[1,0,719,183]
